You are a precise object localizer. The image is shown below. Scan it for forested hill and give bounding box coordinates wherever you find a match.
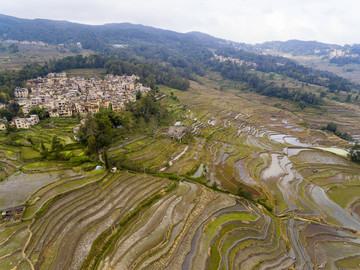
[0,14,232,51]
[3,14,360,58]
[254,40,341,56]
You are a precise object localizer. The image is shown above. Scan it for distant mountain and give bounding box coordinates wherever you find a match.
[4,14,358,59]
[0,14,234,52]
[255,40,341,56]
[2,14,360,88]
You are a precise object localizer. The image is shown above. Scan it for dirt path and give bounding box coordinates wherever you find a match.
[21,226,35,270]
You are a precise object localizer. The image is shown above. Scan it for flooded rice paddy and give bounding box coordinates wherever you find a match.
[0,170,79,210]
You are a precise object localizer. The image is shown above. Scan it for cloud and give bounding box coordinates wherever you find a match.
[1,0,360,44]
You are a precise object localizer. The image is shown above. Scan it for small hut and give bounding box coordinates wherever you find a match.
[167,126,188,141]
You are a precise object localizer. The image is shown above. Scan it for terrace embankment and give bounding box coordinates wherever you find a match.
[2,76,360,269]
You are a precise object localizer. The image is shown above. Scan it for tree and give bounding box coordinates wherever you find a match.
[169,91,178,101]
[237,183,253,201]
[5,121,16,134]
[119,110,135,131]
[7,102,20,116]
[0,92,9,103]
[26,135,34,145]
[40,141,49,158]
[41,141,46,151]
[78,113,113,151]
[0,109,13,121]
[87,135,97,154]
[326,122,337,133]
[51,136,63,152]
[95,108,121,126]
[0,86,12,97]
[349,143,360,162]
[29,106,49,120]
[50,135,64,159]
[136,90,142,100]
[95,115,113,147]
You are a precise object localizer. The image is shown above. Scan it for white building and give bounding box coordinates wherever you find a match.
[13,115,39,129]
[14,87,29,98]
[13,117,32,129]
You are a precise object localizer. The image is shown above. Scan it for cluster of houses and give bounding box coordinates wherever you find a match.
[213,53,257,69]
[0,115,40,131]
[329,49,359,59]
[8,72,151,129]
[5,39,47,46]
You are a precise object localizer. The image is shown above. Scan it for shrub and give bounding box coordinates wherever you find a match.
[237,183,253,201]
[70,156,93,166]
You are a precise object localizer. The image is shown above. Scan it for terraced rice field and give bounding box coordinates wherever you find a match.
[170,78,360,269]
[2,78,360,269]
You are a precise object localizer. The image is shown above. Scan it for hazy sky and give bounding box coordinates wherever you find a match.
[1,0,359,45]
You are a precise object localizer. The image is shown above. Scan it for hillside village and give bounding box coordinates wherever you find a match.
[213,53,257,69]
[5,72,151,129]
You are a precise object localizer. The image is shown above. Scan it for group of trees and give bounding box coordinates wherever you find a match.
[212,60,322,106]
[29,106,50,119]
[125,91,168,123]
[322,122,353,141]
[0,85,13,103]
[0,43,19,54]
[78,111,114,154]
[0,102,21,121]
[78,91,168,155]
[113,43,359,103]
[215,48,357,93]
[330,56,360,66]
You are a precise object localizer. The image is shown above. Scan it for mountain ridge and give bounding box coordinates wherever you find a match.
[1,13,356,54]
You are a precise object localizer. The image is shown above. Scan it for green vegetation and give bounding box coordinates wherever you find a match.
[322,122,353,141]
[79,91,170,158]
[237,183,253,201]
[29,106,50,119]
[349,143,360,162]
[212,60,322,105]
[0,101,21,121]
[216,47,357,92]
